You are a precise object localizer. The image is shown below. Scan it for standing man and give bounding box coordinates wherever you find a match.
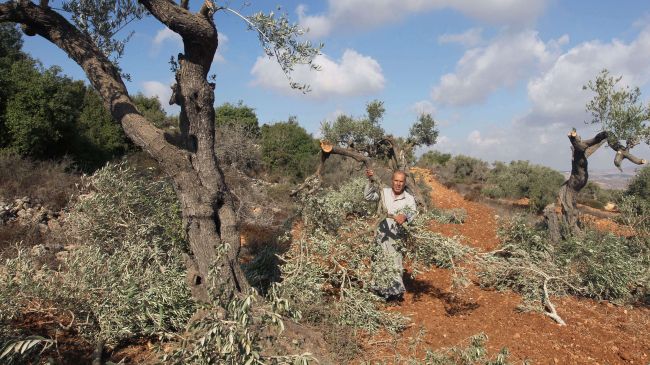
[364,169,417,300]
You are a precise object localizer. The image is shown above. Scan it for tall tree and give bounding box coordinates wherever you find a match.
[0,0,320,303]
[545,69,648,241]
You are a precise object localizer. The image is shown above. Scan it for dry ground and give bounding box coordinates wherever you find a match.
[358,167,650,364]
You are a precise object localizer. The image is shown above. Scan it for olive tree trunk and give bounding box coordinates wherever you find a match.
[0,0,248,302]
[545,129,646,242]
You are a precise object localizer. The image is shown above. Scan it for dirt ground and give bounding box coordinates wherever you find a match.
[358,167,650,364]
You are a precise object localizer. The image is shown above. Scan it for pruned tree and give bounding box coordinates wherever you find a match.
[292,100,439,210]
[0,0,321,304]
[545,69,649,241]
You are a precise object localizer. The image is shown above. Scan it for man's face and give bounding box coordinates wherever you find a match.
[392,172,406,195]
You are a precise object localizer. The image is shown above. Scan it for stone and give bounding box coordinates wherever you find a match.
[47,219,61,230]
[30,244,47,256]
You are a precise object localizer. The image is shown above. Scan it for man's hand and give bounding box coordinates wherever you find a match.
[366,168,374,179]
[394,214,407,225]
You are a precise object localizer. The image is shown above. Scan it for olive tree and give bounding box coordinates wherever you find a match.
[0,0,320,303]
[545,69,648,241]
[293,100,439,210]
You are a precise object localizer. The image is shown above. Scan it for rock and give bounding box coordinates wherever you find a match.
[55,251,69,261]
[38,223,49,234]
[17,209,30,219]
[47,219,61,230]
[30,244,47,256]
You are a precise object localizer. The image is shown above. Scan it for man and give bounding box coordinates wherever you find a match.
[364,169,417,300]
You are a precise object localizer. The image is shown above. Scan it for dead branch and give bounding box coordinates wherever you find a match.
[542,278,566,326]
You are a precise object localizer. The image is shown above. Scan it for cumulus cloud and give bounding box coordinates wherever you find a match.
[250,49,385,98]
[411,100,436,116]
[214,33,229,63]
[151,28,181,55]
[150,28,228,63]
[297,0,548,38]
[522,27,650,125]
[438,28,483,47]
[141,81,178,114]
[467,130,503,147]
[431,30,567,106]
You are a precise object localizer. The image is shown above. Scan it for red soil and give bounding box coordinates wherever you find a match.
[359,168,650,364]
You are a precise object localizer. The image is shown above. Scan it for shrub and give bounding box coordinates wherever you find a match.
[0,162,194,352]
[417,333,511,365]
[277,179,472,341]
[0,153,79,210]
[215,122,262,173]
[479,215,650,315]
[577,181,622,209]
[417,150,451,168]
[301,177,374,232]
[482,160,564,213]
[215,101,260,137]
[627,164,650,200]
[260,118,319,182]
[437,155,489,185]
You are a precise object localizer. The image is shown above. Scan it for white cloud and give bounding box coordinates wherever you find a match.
[141,81,179,114]
[523,27,650,125]
[438,28,483,47]
[297,4,332,39]
[297,0,548,38]
[467,130,503,147]
[431,30,566,106]
[250,49,385,98]
[151,28,182,55]
[411,100,436,117]
[150,28,228,63]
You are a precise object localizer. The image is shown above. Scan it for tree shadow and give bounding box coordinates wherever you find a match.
[403,274,480,316]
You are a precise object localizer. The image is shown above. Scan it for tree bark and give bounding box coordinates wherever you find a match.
[0,0,248,302]
[546,129,646,241]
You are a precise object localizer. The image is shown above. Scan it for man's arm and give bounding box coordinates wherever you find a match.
[404,195,418,223]
[364,169,380,201]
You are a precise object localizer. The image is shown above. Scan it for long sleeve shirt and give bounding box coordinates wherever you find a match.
[364,182,417,223]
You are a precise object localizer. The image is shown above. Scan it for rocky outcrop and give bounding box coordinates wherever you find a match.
[0,196,60,227]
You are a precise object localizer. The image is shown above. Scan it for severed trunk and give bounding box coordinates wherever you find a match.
[292,140,429,211]
[545,129,646,242]
[0,0,248,302]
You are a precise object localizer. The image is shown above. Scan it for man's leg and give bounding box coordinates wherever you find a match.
[377,235,406,298]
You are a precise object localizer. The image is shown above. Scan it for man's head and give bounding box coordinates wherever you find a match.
[391,171,406,195]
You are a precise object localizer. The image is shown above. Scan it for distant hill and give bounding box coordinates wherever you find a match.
[562,167,642,190]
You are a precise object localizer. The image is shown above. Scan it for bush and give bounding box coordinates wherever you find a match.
[482,160,564,213]
[578,181,622,209]
[215,122,261,173]
[260,118,318,182]
[276,179,472,342]
[479,215,650,313]
[437,155,489,185]
[627,164,650,200]
[215,101,260,137]
[0,162,194,351]
[417,150,451,167]
[0,153,79,210]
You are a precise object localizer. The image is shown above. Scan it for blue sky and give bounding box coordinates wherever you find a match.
[22,0,650,171]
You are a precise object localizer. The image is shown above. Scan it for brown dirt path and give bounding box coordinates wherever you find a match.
[360,168,650,364]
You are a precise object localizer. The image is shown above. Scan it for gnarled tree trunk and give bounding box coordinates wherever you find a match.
[545,129,646,242]
[0,0,248,302]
